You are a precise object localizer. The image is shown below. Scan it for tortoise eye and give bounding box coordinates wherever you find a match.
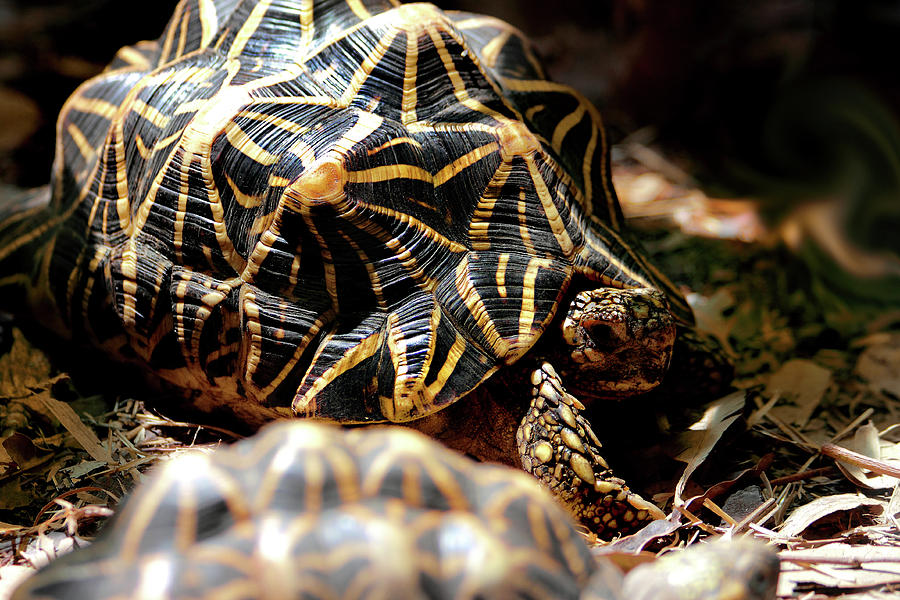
[584,321,618,352]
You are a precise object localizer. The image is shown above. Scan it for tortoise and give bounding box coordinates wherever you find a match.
[11,422,779,600]
[0,0,730,537]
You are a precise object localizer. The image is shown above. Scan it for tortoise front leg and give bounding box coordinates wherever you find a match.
[517,362,664,538]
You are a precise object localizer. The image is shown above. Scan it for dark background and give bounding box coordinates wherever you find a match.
[1,0,898,205]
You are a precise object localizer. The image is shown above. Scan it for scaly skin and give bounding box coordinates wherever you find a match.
[518,362,665,537]
[558,287,677,399]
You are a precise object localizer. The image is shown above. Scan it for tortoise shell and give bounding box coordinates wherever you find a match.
[11,422,597,599]
[11,423,780,600]
[0,0,688,424]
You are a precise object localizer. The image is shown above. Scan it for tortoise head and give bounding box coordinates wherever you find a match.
[559,287,676,400]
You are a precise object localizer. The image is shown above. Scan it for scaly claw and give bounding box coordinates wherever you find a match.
[517,362,664,538]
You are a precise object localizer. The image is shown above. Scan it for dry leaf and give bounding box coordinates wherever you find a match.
[0,87,39,151]
[614,169,672,210]
[63,460,106,480]
[779,494,886,539]
[836,422,900,489]
[0,480,34,511]
[613,165,765,241]
[0,521,25,534]
[38,397,108,464]
[779,543,900,596]
[766,359,832,427]
[589,549,656,573]
[889,484,900,530]
[855,332,900,398]
[0,329,52,397]
[604,519,683,554]
[685,289,738,354]
[673,391,746,504]
[0,433,46,473]
[683,454,775,514]
[2,433,37,463]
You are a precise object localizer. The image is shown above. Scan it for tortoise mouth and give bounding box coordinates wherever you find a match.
[564,345,674,399]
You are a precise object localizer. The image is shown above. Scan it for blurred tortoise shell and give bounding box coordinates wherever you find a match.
[12,422,598,599]
[11,422,779,600]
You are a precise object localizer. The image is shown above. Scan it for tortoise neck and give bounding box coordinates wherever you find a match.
[577,218,695,325]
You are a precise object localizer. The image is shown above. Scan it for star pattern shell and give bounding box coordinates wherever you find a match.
[11,422,597,600]
[0,0,688,423]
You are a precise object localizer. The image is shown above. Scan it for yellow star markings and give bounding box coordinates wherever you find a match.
[337,29,400,107]
[433,142,499,186]
[478,29,512,69]
[421,331,479,406]
[400,26,419,125]
[249,301,335,400]
[517,191,537,255]
[524,155,574,256]
[236,108,313,134]
[452,14,547,79]
[228,0,274,59]
[467,159,513,251]
[337,228,387,307]
[453,257,508,358]
[353,201,465,256]
[134,130,182,160]
[304,214,340,312]
[366,136,423,155]
[241,288,265,383]
[0,0,696,422]
[550,104,586,155]
[519,257,555,342]
[497,75,618,228]
[383,303,442,421]
[223,121,281,166]
[426,25,509,122]
[196,0,220,48]
[113,44,153,70]
[293,325,385,417]
[65,124,96,166]
[225,173,265,209]
[66,94,121,121]
[495,253,509,298]
[172,269,233,372]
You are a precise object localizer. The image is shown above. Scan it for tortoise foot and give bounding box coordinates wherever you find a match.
[516,362,664,539]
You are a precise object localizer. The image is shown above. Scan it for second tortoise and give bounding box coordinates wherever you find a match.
[12,422,778,600]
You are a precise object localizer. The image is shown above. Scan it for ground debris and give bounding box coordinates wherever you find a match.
[0,331,222,593]
[778,542,900,596]
[613,147,900,599]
